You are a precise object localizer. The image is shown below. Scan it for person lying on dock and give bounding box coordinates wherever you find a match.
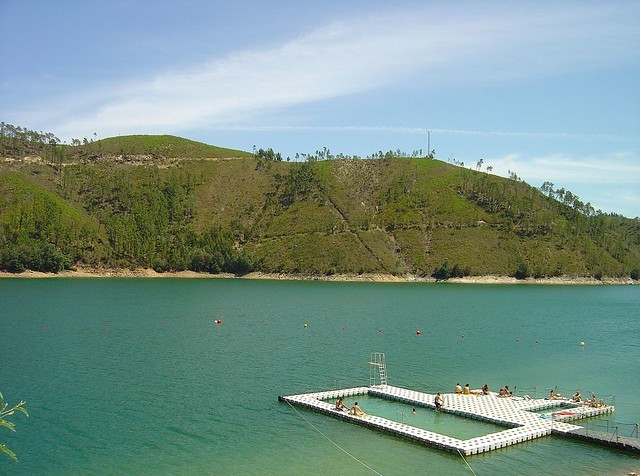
[350,402,366,417]
[435,393,444,411]
[572,390,582,403]
[455,383,463,394]
[335,398,349,411]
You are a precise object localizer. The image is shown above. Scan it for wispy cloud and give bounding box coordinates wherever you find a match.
[210,124,621,141]
[14,2,639,139]
[487,151,640,185]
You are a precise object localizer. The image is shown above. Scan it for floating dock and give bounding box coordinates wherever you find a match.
[279,385,629,456]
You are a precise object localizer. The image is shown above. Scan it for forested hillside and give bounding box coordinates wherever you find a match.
[1,125,639,279]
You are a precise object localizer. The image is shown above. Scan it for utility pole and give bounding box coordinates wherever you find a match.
[427,130,431,158]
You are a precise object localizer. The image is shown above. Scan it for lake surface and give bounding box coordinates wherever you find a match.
[1,279,638,475]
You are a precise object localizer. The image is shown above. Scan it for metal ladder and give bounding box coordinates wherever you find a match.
[369,352,387,386]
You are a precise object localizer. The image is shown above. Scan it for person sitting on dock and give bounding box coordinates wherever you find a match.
[350,402,366,417]
[335,398,349,411]
[481,384,490,395]
[584,394,596,407]
[455,383,462,394]
[498,385,512,397]
[435,393,444,411]
[572,390,582,403]
[463,384,471,395]
[547,389,564,400]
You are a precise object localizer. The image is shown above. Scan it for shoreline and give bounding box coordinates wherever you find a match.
[0,267,636,285]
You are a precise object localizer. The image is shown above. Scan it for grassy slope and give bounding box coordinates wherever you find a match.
[69,135,252,159]
[1,134,639,277]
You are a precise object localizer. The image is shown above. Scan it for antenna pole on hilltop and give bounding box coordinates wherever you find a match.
[427,130,431,158]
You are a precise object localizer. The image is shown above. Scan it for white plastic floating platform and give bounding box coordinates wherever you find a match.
[279,385,618,456]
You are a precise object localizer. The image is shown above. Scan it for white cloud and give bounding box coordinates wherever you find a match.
[487,151,640,183]
[18,2,637,140]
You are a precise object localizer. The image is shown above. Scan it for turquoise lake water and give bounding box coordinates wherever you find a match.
[0,279,638,475]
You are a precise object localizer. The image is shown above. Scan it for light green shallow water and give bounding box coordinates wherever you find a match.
[0,279,638,475]
[323,394,507,439]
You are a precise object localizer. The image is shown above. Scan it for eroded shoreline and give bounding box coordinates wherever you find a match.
[0,267,636,285]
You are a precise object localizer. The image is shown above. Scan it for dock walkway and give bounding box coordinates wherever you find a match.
[279,385,627,456]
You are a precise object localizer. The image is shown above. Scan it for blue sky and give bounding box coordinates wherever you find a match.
[1,1,639,217]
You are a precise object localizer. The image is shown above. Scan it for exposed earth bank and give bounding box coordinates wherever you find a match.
[0,267,636,285]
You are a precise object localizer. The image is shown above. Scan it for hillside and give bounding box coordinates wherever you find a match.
[1,130,639,279]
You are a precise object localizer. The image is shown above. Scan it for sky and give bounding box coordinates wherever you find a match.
[1,1,639,217]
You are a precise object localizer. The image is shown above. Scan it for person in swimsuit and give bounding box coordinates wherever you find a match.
[351,402,365,416]
[335,398,349,411]
[435,393,444,411]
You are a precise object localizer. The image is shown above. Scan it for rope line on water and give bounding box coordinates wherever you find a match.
[285,400,383,476]
[457,449,478,476]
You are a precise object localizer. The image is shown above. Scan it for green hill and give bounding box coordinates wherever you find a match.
[81,134,252,159]
[1,129,639,279]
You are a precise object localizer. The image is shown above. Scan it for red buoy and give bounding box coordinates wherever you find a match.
[416,330,421,335]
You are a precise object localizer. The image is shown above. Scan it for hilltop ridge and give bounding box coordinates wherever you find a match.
[1,130,639,280]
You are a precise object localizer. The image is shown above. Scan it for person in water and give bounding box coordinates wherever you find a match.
[435,393,444,411]
[335,398,349,411]
[351,402,365,417]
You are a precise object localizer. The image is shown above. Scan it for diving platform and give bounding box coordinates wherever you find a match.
[279,385,628,456]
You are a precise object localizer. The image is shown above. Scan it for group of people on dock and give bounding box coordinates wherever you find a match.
[547,389,606,407]
[335,398,365,416]
[454,383,491,396]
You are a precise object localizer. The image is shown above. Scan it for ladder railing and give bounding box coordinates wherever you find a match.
[369,352,387,386]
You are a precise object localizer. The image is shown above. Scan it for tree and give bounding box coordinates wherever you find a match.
[0,392,28,462]
[540,181,554,197]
